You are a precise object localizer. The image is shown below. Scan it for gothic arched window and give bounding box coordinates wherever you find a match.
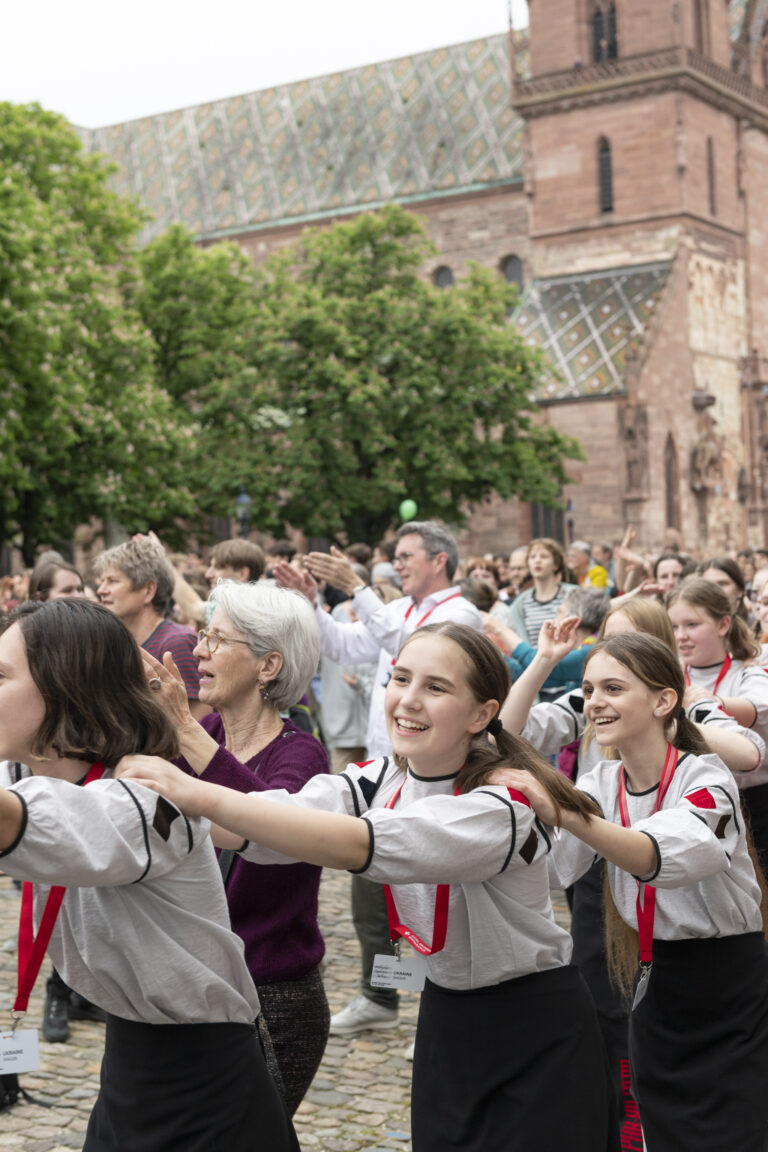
[592,6,605,62]
[598,137,614,213]
[433,265,454,289]
[500,254,524,291]
[607,3,618,58]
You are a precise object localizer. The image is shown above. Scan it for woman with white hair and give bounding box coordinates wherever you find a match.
[143,580,330,1116]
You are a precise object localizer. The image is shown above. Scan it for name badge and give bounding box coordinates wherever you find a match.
[371,952,428,991]
[0,1028,40,1074]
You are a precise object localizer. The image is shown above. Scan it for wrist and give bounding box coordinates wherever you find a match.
[349,583,367,597]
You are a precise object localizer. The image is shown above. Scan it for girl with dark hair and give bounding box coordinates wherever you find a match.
[25,558,94,1043]
[700,555,751,621]
[0,599,297,1152]
[121,622,615,1152]
[667,577,768,873]
[28,560,85,601]
[498,632,768,1152]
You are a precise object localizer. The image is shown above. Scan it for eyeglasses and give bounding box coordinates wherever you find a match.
[196,629,251,654]
[393,550,428,568]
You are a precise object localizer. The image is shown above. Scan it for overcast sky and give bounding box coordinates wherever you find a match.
[2,0,529,128]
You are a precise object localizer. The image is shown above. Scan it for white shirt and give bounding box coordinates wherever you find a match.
[238,758,573,990]
[549,752,764,941]
[686,659,768,785]
[0,762,259,1024]
[315,585,482,756]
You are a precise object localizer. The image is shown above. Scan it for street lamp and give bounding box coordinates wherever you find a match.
[235,485,252,539]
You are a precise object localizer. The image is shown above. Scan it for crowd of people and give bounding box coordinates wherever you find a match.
[1,521,768,1150]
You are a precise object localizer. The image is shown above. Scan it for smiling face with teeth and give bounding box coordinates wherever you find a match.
[582,651,675,756]
[385,633,497,776]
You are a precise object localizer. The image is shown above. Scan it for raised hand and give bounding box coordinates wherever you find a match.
[143,649,194,732]
[305,546,360,595]
[273,560,318,604]
[536,615,581,663]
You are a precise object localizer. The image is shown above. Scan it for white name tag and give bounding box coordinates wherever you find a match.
[370,952,428,991]
[0,1028,40,1074]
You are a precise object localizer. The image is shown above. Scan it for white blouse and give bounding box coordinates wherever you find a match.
[549,752,764,941]
[0,763,259,1025]
[239,757,573,990]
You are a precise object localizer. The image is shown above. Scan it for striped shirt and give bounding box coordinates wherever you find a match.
[143,619,201,701]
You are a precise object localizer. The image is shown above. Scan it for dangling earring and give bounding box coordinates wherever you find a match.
[258,681,271,702]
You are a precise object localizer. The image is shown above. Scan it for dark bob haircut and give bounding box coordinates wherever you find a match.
[3,599,178,768]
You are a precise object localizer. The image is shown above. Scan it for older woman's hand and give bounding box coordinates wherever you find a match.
[143,650,196,731]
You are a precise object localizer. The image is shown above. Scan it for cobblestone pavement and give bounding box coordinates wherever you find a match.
[0,871,570,1151]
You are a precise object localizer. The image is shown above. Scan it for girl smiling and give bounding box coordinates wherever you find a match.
[667,577,768,873]
[120,622,614,1152]
[499,633,768,1152]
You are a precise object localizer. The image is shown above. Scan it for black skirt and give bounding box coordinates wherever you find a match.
[629,933,768,1152]
[411,965,617,1152]
[83,1015,299,1152]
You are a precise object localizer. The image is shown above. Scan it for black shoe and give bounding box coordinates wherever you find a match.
[42,990,70,1043]
[69,994,106,1023]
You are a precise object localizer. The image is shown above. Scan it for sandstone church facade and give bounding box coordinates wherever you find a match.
[84,0,768,554]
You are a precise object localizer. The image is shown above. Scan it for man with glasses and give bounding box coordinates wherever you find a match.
[95,537,206,719]
[275,520,481,1038]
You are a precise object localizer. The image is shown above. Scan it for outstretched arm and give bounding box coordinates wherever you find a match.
[495,768,656,878]
[117,755,369,870]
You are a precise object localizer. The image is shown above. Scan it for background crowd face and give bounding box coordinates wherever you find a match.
[47,567,85,599]
[97,566,149,621]
[667,599,729,666]
[655,558,684,596]
[527,545,557,582]
[701,566,742,614]
[392,533,445,600]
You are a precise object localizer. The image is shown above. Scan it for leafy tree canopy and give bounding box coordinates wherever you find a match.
[0,104,196,563]
[176,205,582,542]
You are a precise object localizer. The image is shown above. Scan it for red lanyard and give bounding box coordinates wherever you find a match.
[617,744,678,965]
[14,763,105,1018]
[403,591,462,628]
[391,592,463,667]
[683,652,731,697]
[382,776,459,957]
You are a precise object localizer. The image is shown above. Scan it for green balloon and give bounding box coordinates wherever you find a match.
[399,499,417,521]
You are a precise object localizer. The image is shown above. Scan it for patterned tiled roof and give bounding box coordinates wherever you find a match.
[515,263,673,401]
[82,34,524,245]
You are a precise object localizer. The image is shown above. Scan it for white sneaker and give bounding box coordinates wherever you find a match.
[329,994,399,1036]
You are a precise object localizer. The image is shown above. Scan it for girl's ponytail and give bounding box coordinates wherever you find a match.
[726,613,761,662]
[458,725,602,825]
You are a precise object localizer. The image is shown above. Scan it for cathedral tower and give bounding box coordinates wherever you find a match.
[513,0,768,548]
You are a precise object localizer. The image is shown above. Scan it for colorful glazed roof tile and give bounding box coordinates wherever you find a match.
[81,34,523,245]
[514,263,673,401]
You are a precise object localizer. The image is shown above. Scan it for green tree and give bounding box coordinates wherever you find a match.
[133,224,257,406]
[0,104,195,563]
[192,205,581,541]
